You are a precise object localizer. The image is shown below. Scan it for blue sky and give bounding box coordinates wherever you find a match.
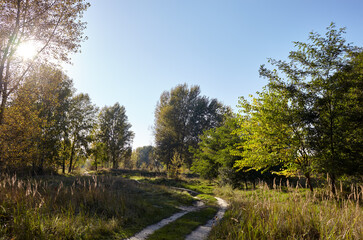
[63,0,363,148]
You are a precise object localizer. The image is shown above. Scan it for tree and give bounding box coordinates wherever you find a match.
[132,146,155,169]
[0,78,42,171]
[98,103,134,169]
[191,114,240,181]
[0,0,90,124]
[90,142,107,171]
[0,64,74,173]
[312,50,363,186]
[236,23,362,193]
[67,93,98,173]
[154,84,226,169]
[235,88,316,191]
[34,66,74,174]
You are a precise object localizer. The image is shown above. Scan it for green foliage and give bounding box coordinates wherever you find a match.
[131,145,161,171]
[0,0,90,124]
[90,142,108,170]
[191,115,241,181]
[168,151,184,179]
[0,65,74,173]
[98,103,134,169]
[235,23,363,192]
[0,65,100,174]
[154,84,227,169]
[235,89,314,178]
[66,93,98,173]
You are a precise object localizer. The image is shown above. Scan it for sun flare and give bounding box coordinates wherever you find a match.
[16,41,40,60]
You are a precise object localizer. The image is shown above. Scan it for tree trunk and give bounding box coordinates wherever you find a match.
[62,158,65,174]
[112,154,117,169]
[305,173,314,192]
[62,140,68,174]
[68,141,75,173]
[330,173,336,196]
[0,91,8,125]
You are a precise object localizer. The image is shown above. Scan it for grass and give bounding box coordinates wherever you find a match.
[139,177,215,195]
[4,169,359,239]
[209,183,363,240]
[0,173,195,239]
[147,207,218,240]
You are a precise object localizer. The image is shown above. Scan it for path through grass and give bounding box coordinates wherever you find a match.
[0,174,194,239]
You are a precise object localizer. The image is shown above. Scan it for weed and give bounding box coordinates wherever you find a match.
[209,182,363,239]
[0,174,194,239]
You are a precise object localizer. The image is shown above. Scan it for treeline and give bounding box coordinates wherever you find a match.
[151,24,362,193]
[0,64,134,174]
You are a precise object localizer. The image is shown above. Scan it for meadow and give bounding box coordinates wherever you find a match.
[0,173,194,239]
[209,182,362,240]
[1,171,361,240]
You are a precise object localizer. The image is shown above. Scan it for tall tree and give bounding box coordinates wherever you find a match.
[132,146,155,169]
[235,87,316,191]
[67,93,98,173]
[237,23,362,193]
[90,141,107,171]
[191,114,240,181]
[98,103,134,169]
[312,51,363,186]
[0,0,90,124]
[154,84,226,169]
[0,65,74,173]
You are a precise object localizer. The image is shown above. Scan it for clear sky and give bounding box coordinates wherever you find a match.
[63,0,363,149]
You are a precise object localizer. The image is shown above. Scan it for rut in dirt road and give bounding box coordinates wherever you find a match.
[127,186,228,240]
[185,197,228,240]
[127,200,205,240]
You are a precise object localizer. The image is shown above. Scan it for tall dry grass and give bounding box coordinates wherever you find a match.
[0,174,193,239]
[209,181,362,240]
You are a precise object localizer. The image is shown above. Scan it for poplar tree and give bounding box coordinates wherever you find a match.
[154,84,226,169]
[98,103,134,169]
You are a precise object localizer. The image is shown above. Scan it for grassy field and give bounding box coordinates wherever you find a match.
[1,170,361,240]
[208,183,362,240]
[0,173,195,239]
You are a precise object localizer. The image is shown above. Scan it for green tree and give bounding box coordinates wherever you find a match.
[98,103,134,169]
[0,65,74,173]
[154,84,226,169]
[67,93,98,173]
[235,88,316,191]
[311,50,363,187]
[236,23,362,193]
[191,115,240,181]
[0,0,90,124]
[132,146,154,169]
[90,142,107,171]
[0,79,42,171]
[168,151,184,179]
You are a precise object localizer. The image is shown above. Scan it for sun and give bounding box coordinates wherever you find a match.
[16,41,40,60]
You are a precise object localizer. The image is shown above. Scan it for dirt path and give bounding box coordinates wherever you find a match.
[127,201,204,240]
[127,187,228,240]
[185,197,228,240]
